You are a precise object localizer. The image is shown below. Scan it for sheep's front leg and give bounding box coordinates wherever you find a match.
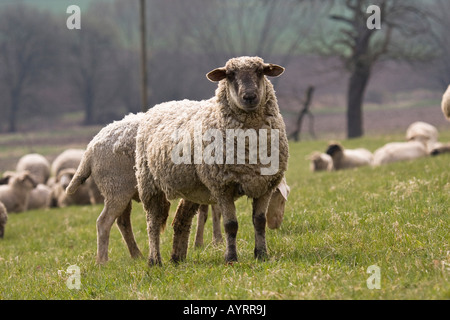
[252,192,272,261]
[218,197,238,263]
[171,199,200,263]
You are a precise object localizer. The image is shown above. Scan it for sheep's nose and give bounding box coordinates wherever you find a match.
[243,93,257,104]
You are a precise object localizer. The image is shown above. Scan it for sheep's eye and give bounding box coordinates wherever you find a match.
[256,69,263,77]
[226,71,235,80]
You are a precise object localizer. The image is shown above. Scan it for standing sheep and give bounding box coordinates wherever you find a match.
[135,56,289,265]
[0,171,37,213]
[0,201,7,238]
[325,142,373,170]
[16,153,51,185]
[442,85,450,120]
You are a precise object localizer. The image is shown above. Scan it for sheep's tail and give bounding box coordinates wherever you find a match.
[66,152,92,195]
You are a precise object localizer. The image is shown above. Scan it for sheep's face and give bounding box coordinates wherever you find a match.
[57,169,76,191]
[207,57,284,112]
[326,144,343,158]
[12,172,37,190]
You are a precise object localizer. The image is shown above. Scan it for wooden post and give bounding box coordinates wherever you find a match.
[140,0,148,112]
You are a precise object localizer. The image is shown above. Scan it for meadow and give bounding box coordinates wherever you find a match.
[0,131,449,300]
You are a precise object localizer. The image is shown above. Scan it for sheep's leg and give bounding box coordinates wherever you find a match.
[116,200,143,259]
[194,204,208,248]
[96,199,132,264]
[143,192,170,266]
[218,197,238,263]
[252,192,272,261]
[211,204,223,244]
[171,199,200,263]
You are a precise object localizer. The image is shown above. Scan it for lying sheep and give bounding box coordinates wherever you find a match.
[66,113,144,263]
[442,85,450,120]
[325,142,373,170]
[194,177,290,247]
[0,201,7,238]
[430,143,450,156]
[372,140,428,166]
[135,56,289,265]
[0,171,37,213]
[16,153,51,185]
[28,184,52,210]
[406,121,439,153]
[307,152,334,172]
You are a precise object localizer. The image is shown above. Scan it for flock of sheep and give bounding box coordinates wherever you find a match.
[0,57,449,269]
[308,120,450,172]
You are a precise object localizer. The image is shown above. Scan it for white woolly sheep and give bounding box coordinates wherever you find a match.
[307,152,334,172]
[51,149,85,177]
[442,85,450,120]
[194,177,290,247]
[0,171,37,213]
[28,184,52,210]
[135,56,289,265]
[16,153,51,185]
[372,140,428,166]
[406,121,439,153]
[325,143,373,170]
[0,201,7,238]
[66,113,144,263]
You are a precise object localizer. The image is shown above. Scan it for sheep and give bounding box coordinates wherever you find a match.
[442,85,450,120]
[135,56,289,265]
[0,171,37,213]
[406,121,439,153]
[372,140,428,166]
[51,149,85,177]
[0,201,7,239]
[325,142,373,170]
[307,152,334,172]
[16,153,51,185]
[194,177,290,247]
[66,113,144,263]
[28,183,52,210]
[430,143,450,156]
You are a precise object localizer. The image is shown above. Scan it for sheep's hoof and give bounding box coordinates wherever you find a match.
[170,254,185,265]
[225,253,238,264]
[254,249,268,261]
[148,257,162,267]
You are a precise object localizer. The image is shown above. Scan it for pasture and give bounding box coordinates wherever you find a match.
[0,131,449,300]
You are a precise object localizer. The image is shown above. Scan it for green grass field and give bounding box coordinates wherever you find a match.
[0,132,449,300]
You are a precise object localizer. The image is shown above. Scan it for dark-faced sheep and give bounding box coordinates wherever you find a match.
[135,56,289,265]
[325,143,373,170]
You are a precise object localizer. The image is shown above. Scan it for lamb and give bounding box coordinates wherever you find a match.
[135,56,289,265]
[442,85,450,120]
[406,121,439,153]
[325,142,373,170]
[194,177,290,247]
[0,201,7,239]
[28,183,52,210]
[66,113,144,263]
[16,153,51,185]
[307,152,334,172]
[0,171,37,213]
[372,140,428,166]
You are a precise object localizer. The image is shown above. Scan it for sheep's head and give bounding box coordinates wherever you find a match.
[206,56,284,112]
[11,171,37,190]
[326,143,344,158]
[57,168,76,191]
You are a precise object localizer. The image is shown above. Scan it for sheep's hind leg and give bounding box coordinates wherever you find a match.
[194,204,208,248]
[211,204,223,244]
[252,193,272,261]
[116,200,143,259]
[96,199,132,264]
[143,192,170,266]
[172,199,200,263]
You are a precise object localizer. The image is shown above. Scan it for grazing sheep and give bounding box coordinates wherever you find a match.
[406,121,439,153]
[135,56,289,265]
[372,141,428,166]
[0,171,37,213]
[307,152,334,172]
[0,201,7,238]
[51,149,85,177]
[28,184,52,210]
[325,143,373,170]
[16,153,51,185]
[66,113,144,263]
[194,177,290,247]
[442,85,450,120]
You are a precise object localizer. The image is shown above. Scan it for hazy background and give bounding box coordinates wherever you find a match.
[0,0,449,139]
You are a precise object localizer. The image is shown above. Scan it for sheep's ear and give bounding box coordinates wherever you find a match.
[206,67,227,82]
[263,64,284,77]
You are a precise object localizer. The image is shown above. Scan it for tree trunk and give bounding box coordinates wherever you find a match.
[8,92,19,133]
[347,66,371,139]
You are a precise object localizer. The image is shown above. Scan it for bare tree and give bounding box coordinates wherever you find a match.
[289,85,316,141]
[314,0,433,138]
[0,4,60,132]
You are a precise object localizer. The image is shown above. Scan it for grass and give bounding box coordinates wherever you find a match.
[0,131,449,300]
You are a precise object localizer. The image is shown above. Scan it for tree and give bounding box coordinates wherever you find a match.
[314,0,433,138]
[0,4,60,132]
